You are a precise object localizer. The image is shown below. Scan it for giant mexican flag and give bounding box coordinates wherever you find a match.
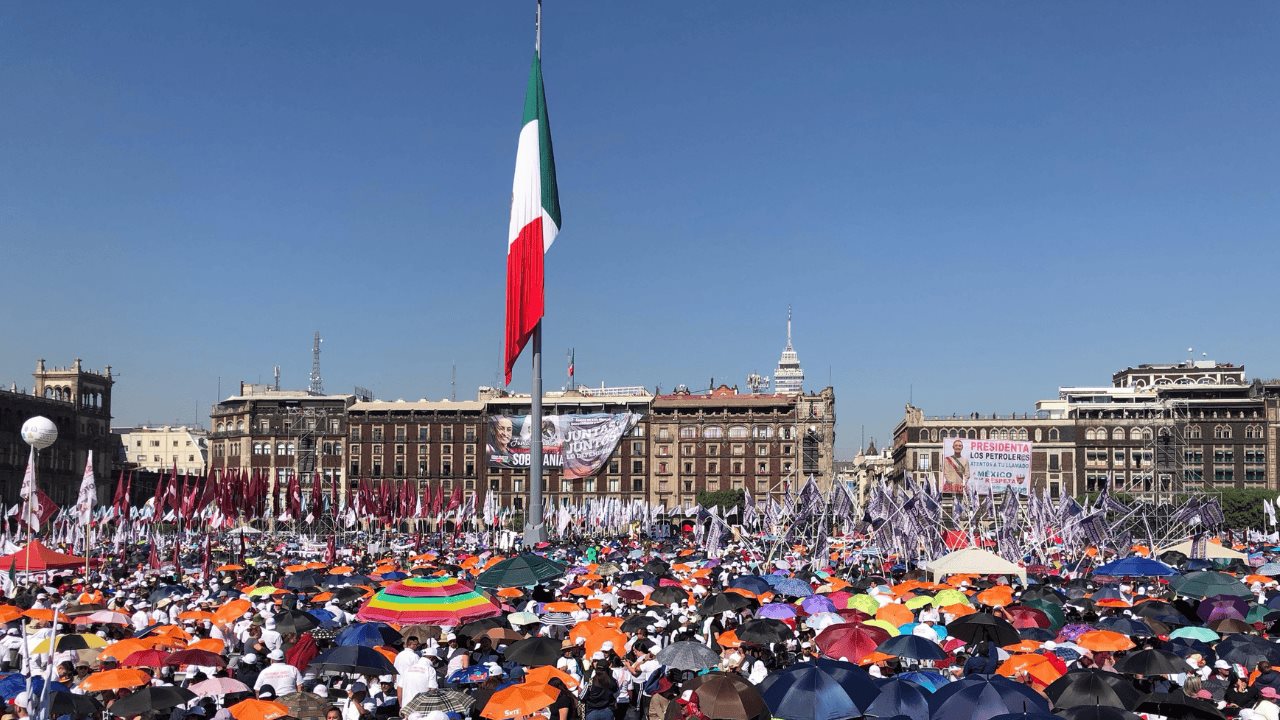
[505,53,561,385]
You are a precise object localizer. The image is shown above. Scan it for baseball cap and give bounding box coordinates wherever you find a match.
[350,682,368,693]
[267,649,284,661]
[1216,660,1231,670]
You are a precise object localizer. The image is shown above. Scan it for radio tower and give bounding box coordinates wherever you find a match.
[309,331,324,394]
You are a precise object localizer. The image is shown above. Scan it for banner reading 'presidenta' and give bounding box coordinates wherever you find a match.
[939,437,1032,495]
[486,413,642,479]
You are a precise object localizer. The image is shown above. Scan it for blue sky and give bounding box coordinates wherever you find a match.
[2,2,1277,456]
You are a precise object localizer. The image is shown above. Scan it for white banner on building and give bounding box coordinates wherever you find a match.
[939,436,1032,495]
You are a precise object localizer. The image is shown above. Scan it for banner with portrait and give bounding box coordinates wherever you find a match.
[486,413,643,479]
[938,436,1032,495]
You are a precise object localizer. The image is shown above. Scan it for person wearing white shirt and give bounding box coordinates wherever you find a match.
[395,637,423,675]
[131,604,151,632]
[254,650,302,696]
[260,621,283,654]
[396,657,438,705]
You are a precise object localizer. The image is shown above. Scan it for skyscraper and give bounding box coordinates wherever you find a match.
[774,306,805,395]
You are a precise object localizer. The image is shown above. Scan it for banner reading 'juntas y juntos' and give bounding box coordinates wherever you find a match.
[487,413,642,480]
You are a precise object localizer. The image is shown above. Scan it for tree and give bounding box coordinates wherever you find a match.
[1218,488,1280,531]
[697,489,745,512]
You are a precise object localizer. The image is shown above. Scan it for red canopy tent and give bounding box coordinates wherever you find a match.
[0,540,86,571]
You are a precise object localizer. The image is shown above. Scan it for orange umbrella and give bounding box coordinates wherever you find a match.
[101,638,170,660]
[977,587,1014,608]
[997,654,1064,687]
[583,629,628,658]
[725,588,757,599]
[216,564,245,572]
[1095,598,1132,609]
[284,564,309,573]
[524,665,580,690]
[497,588,524,599]
[313,592,334,603]
[584,599,603,611]
[178,610,216,622]
[0,605,22,623]
[228,699,289,720]
[1076,630,1135,652]
[79,668,152,692]
[189,638,226,654]
[717,630,742,648]
[568,587,595,597]
[481,682,560,720]
[545,602,578,613]
[215,599,252,626]
[943,604,977,619]
[1002,640,1042,653]
[373,646,398,665]
[857,651,893,667]
[875,604,913,627]
[24,608,55,622]
[330,565,356,575]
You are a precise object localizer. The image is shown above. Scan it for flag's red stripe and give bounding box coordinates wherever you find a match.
[504,216,545,384]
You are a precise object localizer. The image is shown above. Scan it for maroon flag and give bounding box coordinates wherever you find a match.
[325,536,336,565]
[121,471,133,518]
[447,484,463,512]
[330,471,340,516]
[201,535,211,578]
[308,472,322,522]
[420,481,430,518]
[430,483,443,517]
[110,471,126,517]
[31,489,59,527]
[148,538,161,570]
[289,472,303,521]
[151,471,167,518]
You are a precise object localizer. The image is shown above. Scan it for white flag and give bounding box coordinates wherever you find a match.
[19,448,42,532]
[77,451,97,525]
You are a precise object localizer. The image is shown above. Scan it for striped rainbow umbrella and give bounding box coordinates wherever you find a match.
[356,576,502,625]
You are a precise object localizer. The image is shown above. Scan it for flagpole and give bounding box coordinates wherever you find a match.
[524,0,546,546]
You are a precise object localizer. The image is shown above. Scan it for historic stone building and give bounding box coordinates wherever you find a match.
[206,383,356,503]
[892,360,1280,498]
[0,359,117,505]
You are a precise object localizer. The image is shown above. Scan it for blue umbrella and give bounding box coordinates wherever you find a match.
[899,623,947,641]
[773,578,815,597]
[731,576,773,594]
[929,675,1049,720]
[801,596,837,615]
[759,664,868,720]
[306,608,340,628]
[446,666,490,684]
[810,658,879,710]
[1259,563,1280,576]
[1092,557,1179,577]
[759,603,799,620]
[896,670,948,692]
[1096,617,1154,637]
[380,571,410,580]
[867,678,930,718]
[335,622,402,647]
[878,635,948,661]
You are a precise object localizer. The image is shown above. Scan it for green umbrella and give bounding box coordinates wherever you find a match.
[862,619,900,637]
[847,594,881,615]
[1169,571,1251,599]
[905,596,934,610]
[1019,599,1066,630]
[933,589,971,607]
[1246,604,1270,624]
[1169,626,1220,642]
[474,553,567,589]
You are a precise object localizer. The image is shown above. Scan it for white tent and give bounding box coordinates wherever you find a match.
[927,547,1027,582]
[1158,539,1247,561]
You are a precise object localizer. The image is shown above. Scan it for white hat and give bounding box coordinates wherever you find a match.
[267,649,284,661]
[314,685,328,698]
[1216,660,1232,670]
[485,662,504,677]
[600,641,613,652]
[242,653,259,664]
[1043,641,1057,650]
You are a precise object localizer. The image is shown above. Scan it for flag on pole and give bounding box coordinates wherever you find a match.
[504,51,561,384]
[76,451,96,525]
[19,448,38,531]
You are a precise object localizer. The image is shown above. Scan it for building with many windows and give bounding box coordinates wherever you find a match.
[892,360,1280,498]
[114,425,208,475]
[0,359,117,505]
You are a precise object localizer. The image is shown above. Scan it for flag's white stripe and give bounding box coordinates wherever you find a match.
[508,120,559,253]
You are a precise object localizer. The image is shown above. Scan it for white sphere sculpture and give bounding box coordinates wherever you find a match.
[21,416,58,450]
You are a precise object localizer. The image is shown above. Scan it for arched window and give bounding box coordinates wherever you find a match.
[1111,428,1125,441]
[335,442,343,456]
[702,426,723,439]
[276,443,286,455]
[1084,429,1095,442]
[217,423,225,432]
[1186,425,1202,439]
[920,429,930,442]
[1214,425,1232,440]
[287,443,296,456]
[1048,428,1060,441]
[728,426,748,438]
[237,420,245,432]
[1142,428,1153,442]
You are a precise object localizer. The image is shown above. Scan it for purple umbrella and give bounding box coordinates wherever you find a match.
[1057,623,1094,642]
[1197,595,1249,623]
[802,595,837,615]
[759,603,799,619]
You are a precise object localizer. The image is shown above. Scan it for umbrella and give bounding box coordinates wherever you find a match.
[865,678,930,718]
[758,664,871,720]
[675,672,770,720]
[815,623,888,663]
[1210,617,1253,635]
[46,691,104,717]
[1169,626,1219,642]
[274,609,320,636]
[504,637,562,667]
[1003,605,1051,630]
[809,658,879,709]
[79,668,152,692]
[1046,670,1141,710]
[31,634,107,653]
[121,649,169,668]
[475,554,567,588]
[308,645,397,676]
[278,692,332,720]
[1019,587,1064,606]
[801,596,837,615]
[335,622,403,647]
[1055,708,1141,720]
[191,677,252,698]
[621,614,661,633]
[1114,648,1188,676]
[147,585,191,603]
[650,586,688,605]
[1092,557,1179,577]
[1134,602,1192,627]
[1160,551,1189,566]
[758,603,799,620]
[359,576,502,625]
[107,686,197,717]
[699,593,754,616]
[1096,617,1154,638]
[928,674,1049,720]
[947,613,1020,647]
[878,635,947,661]
[283,570,324,591]
[508,611,540,627]
[655,641,722,671]
[773,578,814,597]
[228,698,290,720]
[524,666,582,691]
[1215,634,1280,667]
[731,576,774,594]
[739,618,793,645]
[805,612,845,633]
[1197,595,1248,623]
[164,649,227,668]
[1135,691,1226,720]
[896,671,948,692]
[1076,631,1135,653]
[401,690,476,716]
[458,617,508,638]
[995,654,1064,687]
[447,666,491,685]
[1170,571,1250,599]
[480,682,559,720]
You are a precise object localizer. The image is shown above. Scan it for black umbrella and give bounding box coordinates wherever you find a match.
[738,618,793,645]
[47,691,104,717]
[1045,670,1142,710]
[1019,587,1065,606]
[456,617,506,638]
[947,613,1020,647]
[1134,602,1192,627]
[147,585,191,604]
[1216,634,1280,668]
[504,637,562,667]
[323,574,374,587]
[644,560,670,576]
[283,570,323,591]
[1114,649,1189,676]
[698,593,754,616]
[274,609,319,636]
[332,586,369,604]
[1056,707,1141,720]
[1019,628,1056,642]
[655,641,722,671]
[1096,617,1154,638]
[108,686,197,717]
[621,614,661,633]
[1136,691,1225,720]
[308,645,397,676]
[876,635,948,661]
[650,586,688,605]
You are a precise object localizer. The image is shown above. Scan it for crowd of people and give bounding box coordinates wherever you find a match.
[2,533,1280,720]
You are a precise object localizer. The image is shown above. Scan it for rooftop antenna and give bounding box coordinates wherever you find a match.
[785,304,794,351]
[273,365,281,391]
[746,372,769,394]
[309,331,324,394]
[451,362,457,401]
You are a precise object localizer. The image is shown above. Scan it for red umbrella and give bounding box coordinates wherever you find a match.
[835,608,872,623]
[815,622,890,663]
[164,649,227,668]
[1004,605,1051,629]
[121,649,169,668]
